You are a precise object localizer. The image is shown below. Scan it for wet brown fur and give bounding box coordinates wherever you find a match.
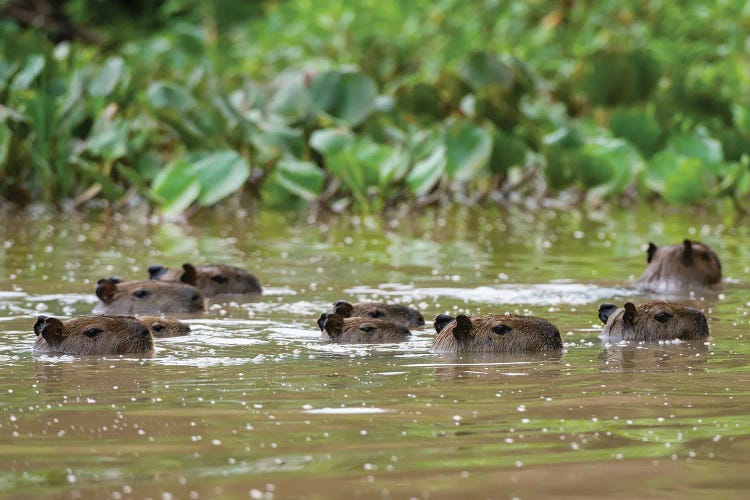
[431,314,563,354]
[598,301,709,341]
[33,315,154,355]
[333,300,425,329]
[95,278,206,314]
[634,239,721,292]
[138,316,191,338]
[149,263,262,296]
[317,313,411,343]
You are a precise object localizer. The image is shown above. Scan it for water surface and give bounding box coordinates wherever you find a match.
[1,206,749,498]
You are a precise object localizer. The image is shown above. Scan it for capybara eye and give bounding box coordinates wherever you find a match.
[367,310,385,318]
[191,294,201,302]
[152,324,165,332]
[654,312,673,323]
[701,252,711,261]
[83,328,102,338]
[492,324,512,335]
[211,275,228,284]
[132,289,151,299]
[360,326,376,333]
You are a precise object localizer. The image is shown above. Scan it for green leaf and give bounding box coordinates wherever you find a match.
[460,52,513,90]
[89,57,125,97]
[666,133,723,169]
[610,109,662,157]
[309,71,377,126]
[146,81,196,114]
[309,128,354,156]
[275,158,325,201]
[489,129,527,174]
[444,121,492,181]
[663,158,714,205]
[86,121,129,161]
[192,150,251,205]
[268,73,309,122]
[0,123,10,174]
[407,145,446,196]
[151,160,201,217]
[645,150,681,193]
[12,55,45,90]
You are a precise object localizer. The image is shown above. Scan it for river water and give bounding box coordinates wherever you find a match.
[1,206,749,498]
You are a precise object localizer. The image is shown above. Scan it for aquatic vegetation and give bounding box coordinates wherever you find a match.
[1,1,749,214]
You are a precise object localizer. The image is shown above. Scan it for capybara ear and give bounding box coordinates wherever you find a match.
[96,278,119,303]
[598,304,619,325]
[333,300,354,318]
[682,239,693,266]
[647,243,658,263]
[434,314,455,334]
[33,315,49,336]
[452,315,473,342]
[148,265,167,280]
[321,313,345,338]
[316,313,328,332]
[39,317,65,346]
[623,302,637,326]
[180,263,198,286]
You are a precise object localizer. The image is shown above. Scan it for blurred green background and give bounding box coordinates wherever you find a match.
[0,0,748,215]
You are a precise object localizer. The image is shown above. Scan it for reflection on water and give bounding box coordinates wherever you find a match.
[1,206,750,497]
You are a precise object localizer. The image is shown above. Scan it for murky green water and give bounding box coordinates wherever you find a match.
[1,206,750,499]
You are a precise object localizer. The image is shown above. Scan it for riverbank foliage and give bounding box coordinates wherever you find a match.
[1,0,749,214]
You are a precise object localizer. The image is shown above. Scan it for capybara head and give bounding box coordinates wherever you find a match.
[33,315,153,355]
[95,278,206,314]
[137,316,191,338]
[148,263,262,296]
[598,301,709,341]
[431,314,563,354]
[317,313,411,343]
[333,300,425,329]
[634,239,722,292]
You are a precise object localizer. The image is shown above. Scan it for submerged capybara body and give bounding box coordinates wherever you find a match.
[94,278,206,315]
[33,315,154,355]
[333,300,425,329]
[598,301,709,341]
[431,313,563,354]
[317,313,411,343]
[148,263,262,296]
[138,316,191,338]
[634,239,722,292]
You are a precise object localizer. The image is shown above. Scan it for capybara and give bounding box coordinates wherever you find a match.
[94,278,206,314]
[333,300,425,329]
[431,313,563,353]
[33,315,154,355]
[148,263,262,296]
[598,301,709,341]
[317,313,411,343]
[138,316,191,338]
[634,239,722,292]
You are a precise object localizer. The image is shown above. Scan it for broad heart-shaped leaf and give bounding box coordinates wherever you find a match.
[251,123,305,161]
[407,145,446,197]
[146,81,196,114]
[666,133,723,172]
[151,160,201,217]
[89,57,125,97]
[274,158,325,201]
[444,121,492,181]
[268,73,309,123]
[460,52,513,90]
[192,150,250,206]
[644,150,681,193]
[309,71,377,127]
[577,138,644,197]
[663,157,714,205]
[309,128,355,156]
[610,108,663,157]
[489,128,527,173]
